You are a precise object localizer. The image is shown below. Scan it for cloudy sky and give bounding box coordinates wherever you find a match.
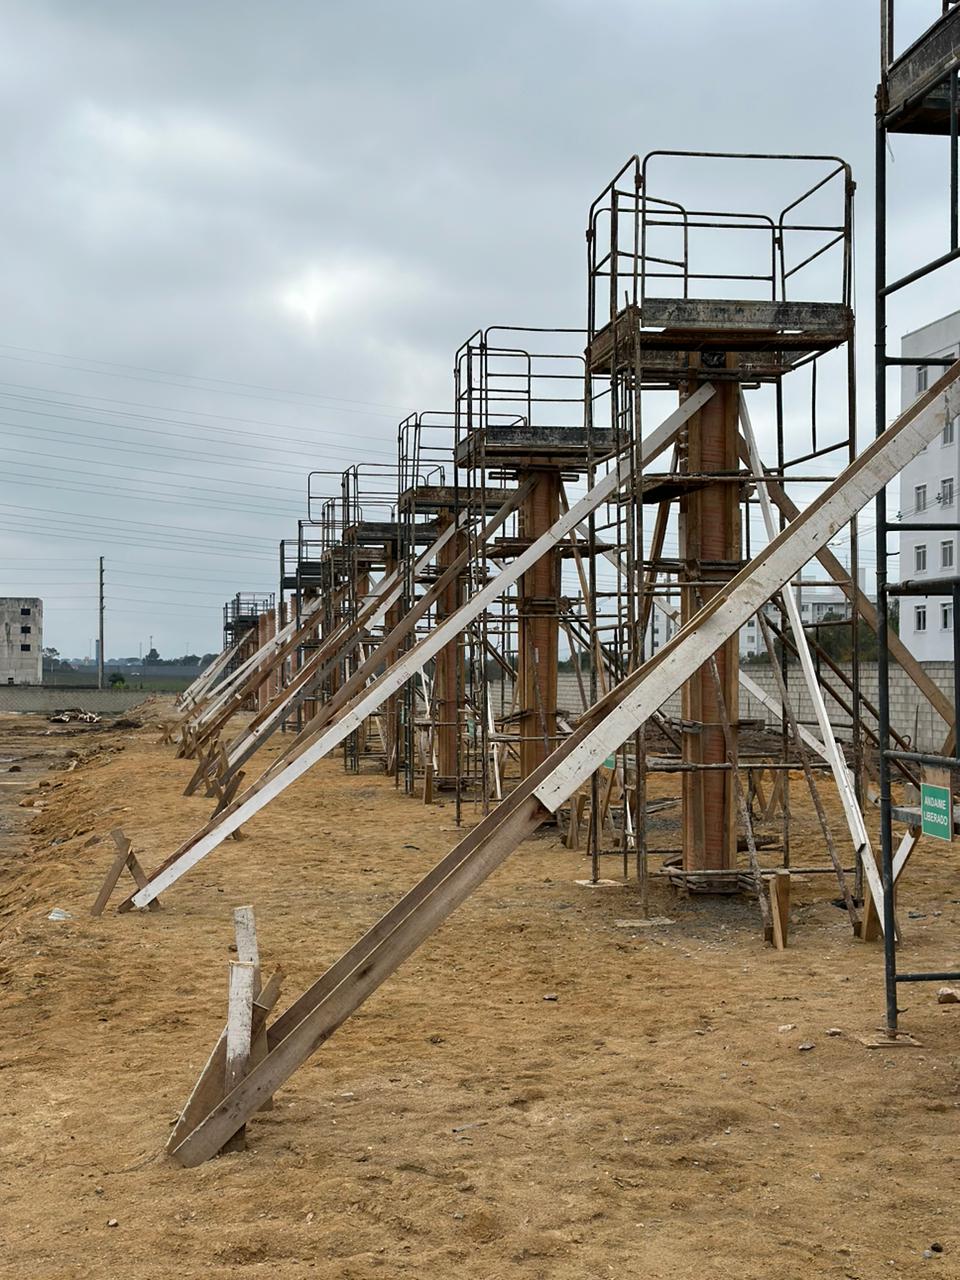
[0,0,953,659]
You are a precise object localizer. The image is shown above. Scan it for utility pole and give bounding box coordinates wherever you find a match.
[98,556,105,690]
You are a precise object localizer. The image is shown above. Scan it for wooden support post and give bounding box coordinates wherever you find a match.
[433,512,462,783]
[680,369,740,876]
[769,869,790,950]
[234,905,273,1110]
[517,469,561,779]
[221,961,257,1153]
[565,792,587,850]
[91,829,161,915]
[211,772,246,841]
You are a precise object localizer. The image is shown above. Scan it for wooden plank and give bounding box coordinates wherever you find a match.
[177,640,241,711]
[756,611,859,927]
[126,850,162,911]
[232,904,270,1106]
[181,598,325,740]
[739,671,828,759]
[769,869,790,950]
[91,829,160,914]
[892,826,920,883]
[185,600,331,755]
[754,457,956,731]
[233,905,260,974]
[565,792,586,850]
[90,831,133,917]
[860,880,882,943]
[221,961,257,1154]
[740,400,884,921]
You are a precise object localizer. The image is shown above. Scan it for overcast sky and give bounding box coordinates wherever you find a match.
[0,0,954,658]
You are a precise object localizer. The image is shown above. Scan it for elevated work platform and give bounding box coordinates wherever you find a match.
[882,5,960,133]
[454,425,618,472]
[588,299,853,385]
[397,484,515,515]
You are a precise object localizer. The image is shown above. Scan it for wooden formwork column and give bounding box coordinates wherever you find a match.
[517,468,561,779]
[255,609,277,713]
[679,368,741,874]
[434,512,462,782]
[382,550,402,769]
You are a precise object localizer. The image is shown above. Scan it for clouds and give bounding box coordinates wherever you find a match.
[0,0,945,653]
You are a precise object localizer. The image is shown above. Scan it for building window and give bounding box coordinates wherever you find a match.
[943,603,954,630]
[918,365,929,393]
[19,643,30,652]
[916,483,927,512]
[20,625,30,635]
[943,477,955,506]
[942,540,954,569]
[916,604,927,632]
[20,607,29,617]
[916,544,927,573]
[945,418,956,446]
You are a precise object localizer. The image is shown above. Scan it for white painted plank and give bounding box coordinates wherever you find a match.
[130,386,714,907]
[233,905,259,971]
[533,372,960,811]
[738,397,883,912]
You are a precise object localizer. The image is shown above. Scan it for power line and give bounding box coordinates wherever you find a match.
[3,460,303,520]
[0,379,402,445]
[0,413,394,472]
[0,388,399,459]
[0,499,275,544]
[0,519,277,561]
[2,441,305,500]
[0,341,407,416]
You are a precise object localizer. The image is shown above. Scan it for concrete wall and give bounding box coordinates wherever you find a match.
[734,661,952,753]
[0,597,42,685]
[499,661,955,754]
[0,686,146,714]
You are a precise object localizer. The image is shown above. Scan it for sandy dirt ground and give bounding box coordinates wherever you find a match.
[1,699,959,1279]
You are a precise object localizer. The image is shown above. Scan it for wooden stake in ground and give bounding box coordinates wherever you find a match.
[221,961,256,1153]
[768,869,791,950]
[167,905,282,1158]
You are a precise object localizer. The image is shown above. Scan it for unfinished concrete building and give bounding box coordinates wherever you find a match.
[0,596,42,685]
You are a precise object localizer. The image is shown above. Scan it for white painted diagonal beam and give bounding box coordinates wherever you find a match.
[533,366,960,815]
[738,398,882,912]
[738,670,828,759]
[178,641,241,711]
[127,385,716,908]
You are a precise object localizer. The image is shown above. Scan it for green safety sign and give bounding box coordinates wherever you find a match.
[921,783,953,842]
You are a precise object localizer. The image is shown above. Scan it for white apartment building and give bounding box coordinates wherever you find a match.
[738,579,863,658]
[1,597,42,684]
[898,311,960,660]
[644,594,679,654]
